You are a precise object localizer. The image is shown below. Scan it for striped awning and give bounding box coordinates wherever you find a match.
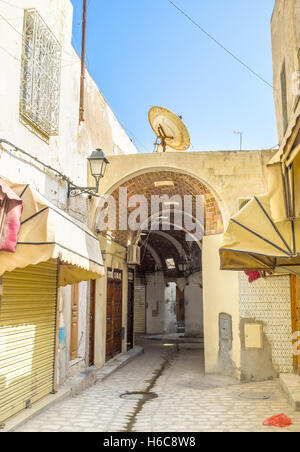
[0,179,105,286]
[219,191,300,277]
[220,109,300,277]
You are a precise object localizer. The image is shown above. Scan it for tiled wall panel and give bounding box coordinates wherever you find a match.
[239,273,293,373]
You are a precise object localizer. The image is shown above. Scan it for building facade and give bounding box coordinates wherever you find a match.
[0,0,137,423]
[97,150,275,381]
[219,0,300,383]
[2,0,300,426]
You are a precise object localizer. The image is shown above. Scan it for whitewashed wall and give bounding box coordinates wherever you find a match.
[0,0,137,383]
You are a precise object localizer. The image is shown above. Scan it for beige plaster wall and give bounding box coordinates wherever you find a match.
[203,235,241,379]
[271,0,300,143]
[0,0,137,380]
[93,150,275,229]
[0,0,137,222]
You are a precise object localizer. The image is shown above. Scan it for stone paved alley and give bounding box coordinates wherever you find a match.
[14,337,300,433]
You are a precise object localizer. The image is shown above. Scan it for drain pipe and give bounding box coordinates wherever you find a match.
[79,0,87,123]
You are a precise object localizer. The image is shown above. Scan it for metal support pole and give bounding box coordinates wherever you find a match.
[79,0,87,123]
[234,131,243,151]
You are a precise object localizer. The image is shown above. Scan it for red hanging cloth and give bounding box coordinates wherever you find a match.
[244,270,262,283]
[0,179,23,253]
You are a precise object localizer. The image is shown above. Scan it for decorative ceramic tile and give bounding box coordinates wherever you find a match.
[239,273,293,373]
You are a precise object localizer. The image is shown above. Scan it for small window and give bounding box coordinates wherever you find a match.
[281,61,288,135]
[20,9,61,137]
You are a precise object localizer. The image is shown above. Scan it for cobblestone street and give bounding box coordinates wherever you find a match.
[15,338,300,433]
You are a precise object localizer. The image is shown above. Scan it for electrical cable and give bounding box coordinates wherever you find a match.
[0,6,148,154]
[0,12,81,67]
[0,138,71,183]
[0,0,24,10]
[0,138,107,200]
[115,117,150,153]
[0,11,22,36]
[166,0,274,89]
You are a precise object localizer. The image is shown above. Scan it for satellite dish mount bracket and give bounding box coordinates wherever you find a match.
[154,124,173,153]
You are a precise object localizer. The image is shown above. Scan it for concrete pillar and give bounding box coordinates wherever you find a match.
[184,272,203,337]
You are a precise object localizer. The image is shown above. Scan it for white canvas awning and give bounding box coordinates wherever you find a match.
[219,193,300,274]
[0,180,105,286]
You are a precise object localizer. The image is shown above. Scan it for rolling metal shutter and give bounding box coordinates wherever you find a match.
[134,284,146,334]
[0,260,58,423]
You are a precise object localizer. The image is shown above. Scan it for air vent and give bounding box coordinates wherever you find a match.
[127,245,141,265]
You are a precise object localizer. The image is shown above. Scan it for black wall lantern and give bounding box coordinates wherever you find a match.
[68,149,109,197]
[178,258,188,274]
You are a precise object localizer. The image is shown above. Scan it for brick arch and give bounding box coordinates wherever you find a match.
[94,169,224,247]
[103,166,225,217]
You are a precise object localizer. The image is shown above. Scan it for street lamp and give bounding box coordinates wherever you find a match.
[68,149,109,197]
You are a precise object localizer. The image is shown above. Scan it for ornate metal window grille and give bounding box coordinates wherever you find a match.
[20,9,61,137]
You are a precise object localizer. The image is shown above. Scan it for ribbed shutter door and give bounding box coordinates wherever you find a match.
[0,260,58,423]
[134,285,146,334]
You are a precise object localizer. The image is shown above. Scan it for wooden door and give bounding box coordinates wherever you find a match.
[70,284,79,361]
[176,287,185,322]
[134,284,146,334]
[127,269,135,351]
[106,272,114,361]
[291,275,300,373]
[113,270,123,357]
[106,269,123,361]
[89,280,96,367]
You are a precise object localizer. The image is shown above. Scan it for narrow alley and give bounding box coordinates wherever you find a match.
[15,337,300,433]
[2,0,300,437]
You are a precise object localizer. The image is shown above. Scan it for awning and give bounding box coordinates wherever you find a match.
[219,193,300,275]
[220,106,300,276]
[0,180,105,286]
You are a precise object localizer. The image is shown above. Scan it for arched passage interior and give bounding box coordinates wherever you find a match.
[95,169,224,343]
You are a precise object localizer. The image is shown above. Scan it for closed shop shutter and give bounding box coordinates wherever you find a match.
[134,284,146,334]
[0,260,58,423]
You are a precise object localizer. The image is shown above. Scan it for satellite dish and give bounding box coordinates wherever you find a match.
[148,106,191,153]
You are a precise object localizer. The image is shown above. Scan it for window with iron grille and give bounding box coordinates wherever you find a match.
[20,9,61,137]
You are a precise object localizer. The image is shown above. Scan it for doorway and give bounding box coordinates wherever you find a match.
[89,280,96,367]
[176,286,185,334]
[106,269,123,361]
[127,268,135,351]
[70,283,79,361]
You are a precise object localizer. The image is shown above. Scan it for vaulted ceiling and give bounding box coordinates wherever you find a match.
[98,170,223,276]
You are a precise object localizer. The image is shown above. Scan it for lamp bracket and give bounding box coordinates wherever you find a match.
[67,180,99,198]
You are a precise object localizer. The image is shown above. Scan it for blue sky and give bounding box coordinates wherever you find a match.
[70,0,277,153]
